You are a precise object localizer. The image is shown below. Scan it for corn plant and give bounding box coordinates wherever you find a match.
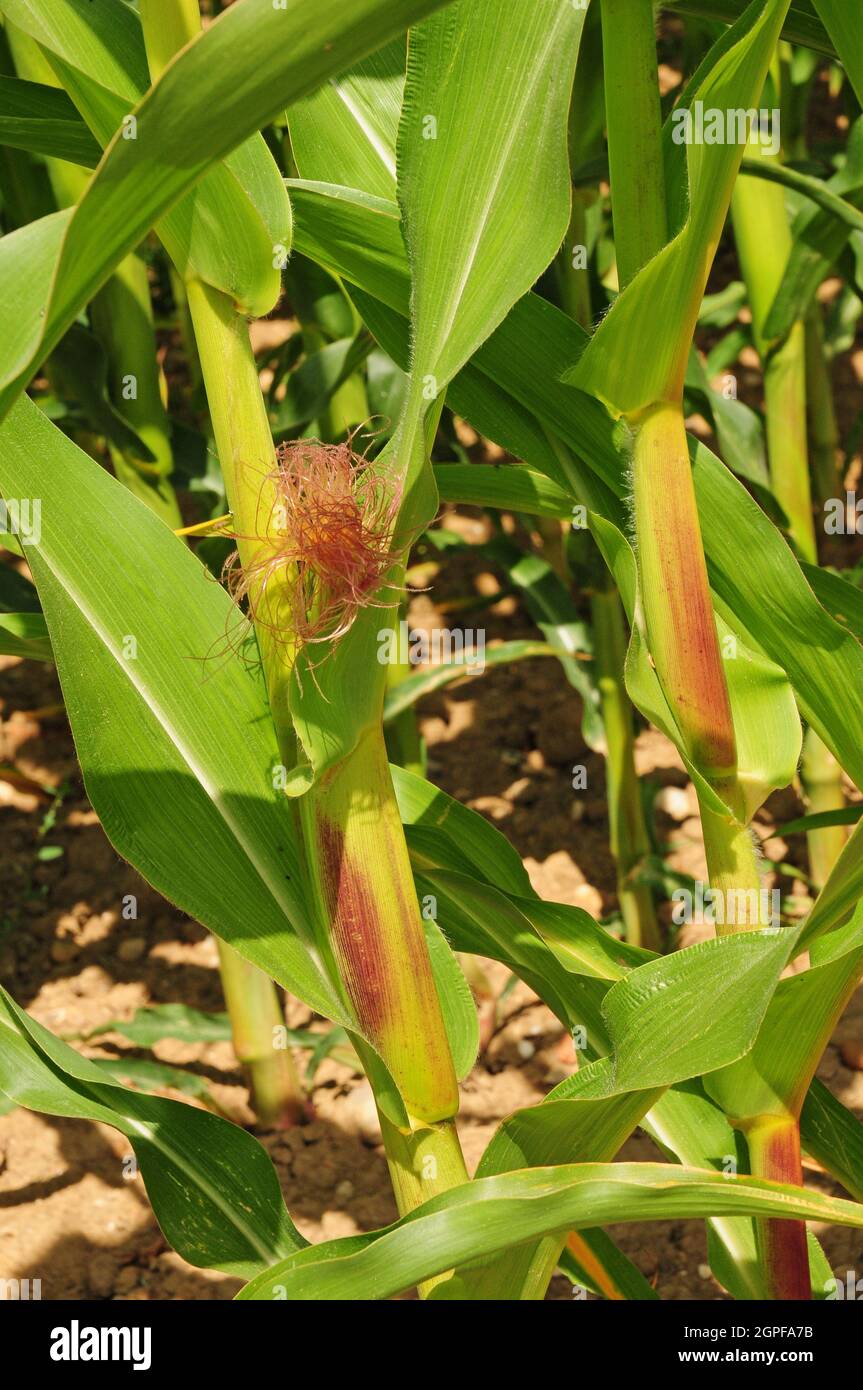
[0,0,863,1302]
[0,13,306,1129]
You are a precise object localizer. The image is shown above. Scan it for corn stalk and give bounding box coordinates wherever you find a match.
[589,0,803,1298]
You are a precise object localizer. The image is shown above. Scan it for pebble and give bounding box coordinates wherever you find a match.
[655,786,692,821]
[87,1253,119,1298]
[117,938,147,963]
[50,939,80,964]
[113,1266,140,1294]
[338,1082,381,1144]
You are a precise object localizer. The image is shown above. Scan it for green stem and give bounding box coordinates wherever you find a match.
[299,726,460,1126]
[216,939,307,1127]
[139,0,202,75]
[555,191,593,330]
[732,133,816,562]
[733,128,846,895]
[383,599,426,779]
[632,401,738,787]
[591,587,661,950]
[182,277,308,1127]
[557,5,661,952]
[801,726,848,891]
[185,277,296,748]
[137,0,306,1130]
[697,797,770,932]
[600,0,667,290]
[764,324,816,561]
[805,303,841,508]
[89,256,183,529]
[185,276,464,1199]
[378,1108,468,1297]
[302,324,369,440]
[731,113,819,1292]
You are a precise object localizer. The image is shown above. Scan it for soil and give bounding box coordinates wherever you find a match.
[1,516,863,1302]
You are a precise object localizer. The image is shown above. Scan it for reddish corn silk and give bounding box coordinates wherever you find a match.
[225,436,401,652]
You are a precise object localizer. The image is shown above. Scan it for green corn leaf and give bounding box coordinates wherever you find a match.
[353,284,604,503]
[0,394,347,1024]
[1,0,150,95]
[0,73,100,165]
[409,768,851,1297]
[397,0,586,403]
[288,38,405,200]
[800,560,863,643]
[782,807,863,835]
[742,154,863,233]
[0,0,454,420]
[0,984,305,1278]
[397,765,647,984]
[0,610,51,660]
[762,119,863,341]
[645,1081,769,1299]
[558,1229,660,1301]
[88,1056,218,1104]
[413,871,599,1034]
[83,1003,234,1047]
[404,766,850,1297]
[418,846,798,1102]
[591,511,801,822]
[465,1076,836,1300]
[237,1160,863,1300]
[689,433,863,790]
[550,928,799,1101]
[0,394,475,1118]
[287,180,627,502]
[270,334,374,437]
[665,1,833,57]
[394,762,534,897]
[423,917,479,1081]
[798,818,863,949]
[685,348,770,490]
[49,321,158,462]
[382,640,555,722]
[433,463,574,518]
[706,903,863,1120]
[0,0,291,318]
[566,0,791,412]
[812,0,863,103]
[454,1090,663,1300]
[801,1079,863,1202]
